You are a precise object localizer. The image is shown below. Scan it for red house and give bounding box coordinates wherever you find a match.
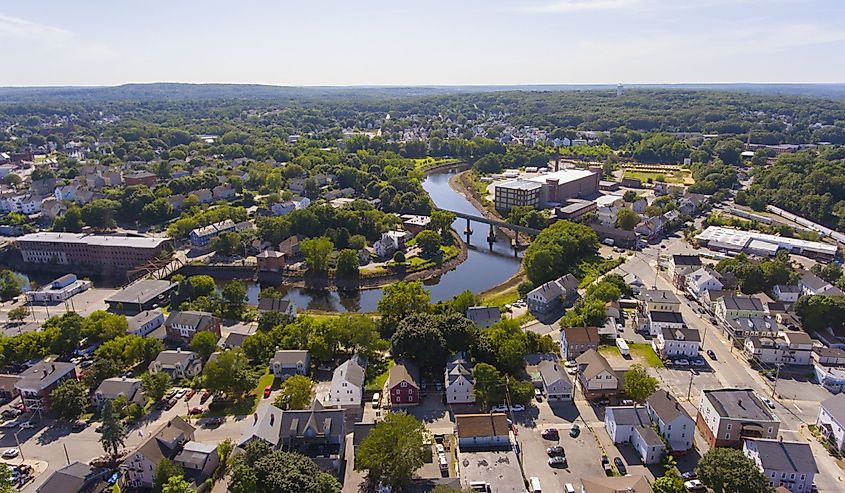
[124,171,158,187]
[387,360,420,407]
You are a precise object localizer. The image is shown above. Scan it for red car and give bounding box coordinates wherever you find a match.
[188,406,204,415]
[200,390,211,403]
[263,386,272,398]
[184,389,195,401]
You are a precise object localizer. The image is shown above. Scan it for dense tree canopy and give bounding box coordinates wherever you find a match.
[523,220,598,285]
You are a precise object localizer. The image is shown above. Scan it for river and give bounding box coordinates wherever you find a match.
[245,172,522,312]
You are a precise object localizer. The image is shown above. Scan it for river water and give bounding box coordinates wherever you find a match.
[248,172,522,312]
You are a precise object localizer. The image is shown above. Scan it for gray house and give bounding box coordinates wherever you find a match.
[270,350,310,380]
[743,438,818,493]
[537,360,573,401]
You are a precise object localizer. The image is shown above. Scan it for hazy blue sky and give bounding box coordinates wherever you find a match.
[1,0,844,86]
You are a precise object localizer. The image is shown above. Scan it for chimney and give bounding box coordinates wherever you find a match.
[737,399,743,409]
[270,413,275,426]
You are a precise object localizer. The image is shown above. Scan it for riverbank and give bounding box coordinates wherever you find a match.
[448,170,521,244]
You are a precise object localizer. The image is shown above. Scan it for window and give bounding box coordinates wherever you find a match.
[725,433,730,439]
[768,427,774,434]
[727,424,732,431]
[401,382,407,388]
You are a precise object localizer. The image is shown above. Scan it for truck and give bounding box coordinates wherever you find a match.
[616,338,630,357]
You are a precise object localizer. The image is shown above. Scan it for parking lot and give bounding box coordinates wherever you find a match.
[519,423,606,492]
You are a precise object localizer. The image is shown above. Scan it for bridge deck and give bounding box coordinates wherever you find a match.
[440,209,541,236]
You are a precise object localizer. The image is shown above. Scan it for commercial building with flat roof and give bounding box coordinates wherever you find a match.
[16,232,172,271]
[696,226,837,261]
[493,179,542,212]
[696,388,780,448]
[105,280,177,314]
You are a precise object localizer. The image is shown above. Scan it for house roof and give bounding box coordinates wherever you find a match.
[96,377,141,397]
[581,475,654,493]
[642,289,679,304]
[239,404,284,447]
[219,331,250,348]
[647,390,691,424]
[165,311,216,330]
[745,438,818,473]
[258,297,292,312]
[133,417,195,465]
[576,349,615,380]
[152,349,197,368]
[672,255,702,267]
[800,271,831,292]
[635,425,664,446]
[728,317,777,334]
[538,360,571,387]
[455,413,510,438]
[271,349,309,367]
[721,296,765,312]
[15,360,76,392]
[774,284,801,293]
[607,406,650,426]
[465,306,501,325]
[660,327,700,343]
[174,441,216,468]
[650,311,684,324]
[279,399,344,439]
[704,388,777,421]
[821,393,845,427]
[106,280,176,305]
[128,310,164,330]
[334,355,367,388]
[528,279,564,303]
[388,360,420,390]
[562,326,600,346]
[446,353,473,385]
[36,461,93,493]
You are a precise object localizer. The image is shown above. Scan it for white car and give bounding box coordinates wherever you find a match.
[563,360,577,368]
[491,404,508,413]
[674,359,690,367]
[566,367,578,375]
[509,404,526,412]
[762,398,776,409]
[174,389,188,399]
[18,421,35,429]
[1,449,18,459]
[684,479,705,491]
[435,444,445,455]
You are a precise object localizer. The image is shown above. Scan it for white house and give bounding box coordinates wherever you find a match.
[526,274,579,314]
[744,331,813,366]
[604,406,664,465]
[772,285,802,303]
[148,349,202,380]
[654,327,701,359]
[576,349,622,400]
[646,390,694,453]
[119,417,195,490]
[818,393,845,452]
[743,438,817,493]
[685,268,723,299]
[445,353,475,404]
[325,354,366,409]
[127,310,165,337]
[94,377,145,408]
[647,311,685,337]
[537,360,573,401]
[270,350,310,380]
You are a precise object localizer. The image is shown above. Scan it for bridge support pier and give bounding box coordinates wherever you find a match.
[464,218,473,246]
[512,233,520,257]
[487,224,496,250]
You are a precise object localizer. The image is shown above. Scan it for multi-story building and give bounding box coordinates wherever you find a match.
[270,350,310,380]
[605,406,665,465]
[818,393,845,452]
[387,360,420,408]
[575,349,622,401]
[647,311,685,337]
[325,354,366,410]
[560,326,600,361]
[527,274,579,314]
[445,353,475,404]
[744,331,813,366]
[655,327,701,359]
[127,310,165,337]
[641,289,681,313]
[493,179,542,212]
[189,219,236,247]
[148,349,203,380]
[685,267,724,299]
[25,274,91,304]
[669,254,702,289]
[725,316,778,343]
[696,388,780,448]
[743,438,817,493]
[16,232,172,271]
[645,390,694,453]
[164,311,221,344]
[13,360,77,412]
[123,171,158,187]
[93,377,145,408]
[537,360,573,402]
[119,417,195,490]
[715,296,767,324]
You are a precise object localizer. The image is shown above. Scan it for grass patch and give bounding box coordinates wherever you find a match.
[577,256,625,288]
[365,359,393,393]
[629,343,664,368]
[480,271,526,307]
[206,371,275,416]
[624,169,690,184]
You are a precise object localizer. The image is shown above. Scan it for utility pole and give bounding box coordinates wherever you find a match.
[686,371,695,401]
[771,363,782,398]
[13,431,24,461]
[63,443,70,465]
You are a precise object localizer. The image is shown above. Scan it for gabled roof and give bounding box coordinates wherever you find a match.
[96,377,142,397]
[562,326,600,345]
[271,349,309,367]
[388,360,420,390]
[239,404,284,447]
[132,417,195,465]
[821,393,845,427]
[538,360,570,388]
[647,390,691,424]
[36,461,93,493]
[334,354,367,388]
[745,438,818,473]
[671,254,702,267]
[641,289,679,304]
[258,297,292,312]
[165,310,215,330]
[721,296,765,312]
[576,349,615,380]
[607,406,650,426]
[660,327,700,343]
[446,353,474,385]
[465,306,501,325]
[703,388,776,421]
[279,399,345,439]
[455,413,509,438]
[581,475,654,493]
[15,359,76,392]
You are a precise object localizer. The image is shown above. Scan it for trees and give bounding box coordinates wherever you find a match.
[7,306,28,323]
[696,448,772,493]
[222,280,247,317]
[615,208,641,231]
[0,270,23,301]
[472,363,504,407]
[623,364,659,403]
[274,375,314,410]
[230,463,258,493]
[651,474,685,493]
[429,210,456,241]
[335,249,359,278]
[83,310,129,344]
[185,275,216,299]
[523,221,598,285]
[50,379,89,421]
[211,232,242,256]
[301,236,334,272]
[154,459,184,493]
[355,412,427,492]
[0,464,14,493]
[202,349,255,397]
[622,190,638,202]
[99,399,128,465]
[715,252,796,294]
[795,295,845,333]
[391,314,449,372]
[234,442,340,493]
[473,319,529,375]
[377,281,430,336]
[142,371,172,402]
[161,475,194,493]
[81,199,120,229]
[190,331,219,361]
[415,230,442,257]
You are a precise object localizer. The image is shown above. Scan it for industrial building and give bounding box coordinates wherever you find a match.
[16,232,173,271]
[493,168,600,212]
[695,226,837,261]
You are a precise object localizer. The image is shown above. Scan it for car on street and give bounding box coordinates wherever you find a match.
[569,424,581,438]
[491,404,508,413]
[534,388,543,401]
[541,428,559,440]
[566,366,578,375]
[593,398,610,406]
[18,421,35,429]
[684,479,705,491]
[165,389,177,400]
[1,409,20,419]
[691,358,706,367]
[765,372,776,381]
[435,444,445,456]
[681,471,697,480]
[547,456,567,467]
[706,349,717,360]
[200,390,211,402]
[1,449,18,459]
[509,404,525,412]
[613,457,627,475]
[263,385,272,398]
[547,445,565,456]
[165,398,178,410]
[601,455,612,476]
[762,398,776,409]
[71,420,87,432]
[189,406,204,415]
[674,359,690,367]
[563,360,576,368]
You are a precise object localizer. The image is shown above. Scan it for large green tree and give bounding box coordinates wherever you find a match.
[202,349,255,397]
[274,375,314,410]
[696,448,772,493]
[615,208,641,231]
[415,230,442,257]
[141,371,172,402]
[99,399,128,465]
[377,281,430,336]
[522,220,598,285]
[390,314,449,372]
[472,362,504,407]
[623,364,659,403]
[154,459,184,493]
[335,248,360,278]
[190,331,219,361]
[355,412,427,492]
[301,236,334,272]
[50,379,89,421]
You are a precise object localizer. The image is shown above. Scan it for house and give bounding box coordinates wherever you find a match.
[123,171,158,187]
[257,297,297,318]
[119,417,195,490]
[455,413,511,451]
[695,388,780,448]
[595,206,619,226]
[164,311,221,344]
[325,354,367,410]
[814,347,845,393]
[647,311,685,337]
[13,359,77,412]
[212,184,236,201]
[670,254,702,289]
[270,350,310,380]
[581,476,654,493]
[624,272,645,294]
[127,310,165,337]
[743,438,817,493]
[256,250,286,272]
[799,271,844,296]
[560,326,600,361]
[575,349,623,400]
[105,280,178,315]
[465,306,501,328]
[537,360,573,401]
[817,393,845,452]
[445,353,475,405]
[641,289,681,313]
[36,462,96,493]
[725,316,779,342]
[278,235,301,258]
[148,349,203,380]
[715,295,767,324]
[189,219,236,248]
[679,194,707,216]
[685,267,724,299]
[635,216,665,240]
[218,330,251,350]
[655,327,701,359]
[646,390,694,453]
[387,360,420,407]
[238,404,284,448]
[527,273,579,313]
[773,285,801,303]
[744,331,813,366]
[278,400,346,471]
[605,406,665,464]
[374,230,410,258]
[94,377,145,408]
[173,441,219,485]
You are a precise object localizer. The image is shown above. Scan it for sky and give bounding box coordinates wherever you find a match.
[1,0,844,86]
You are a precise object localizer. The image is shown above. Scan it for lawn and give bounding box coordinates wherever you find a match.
[629,343,664,368]
[623,170,691,184]
[577,256,625,287]
[480,272,526,307]
[365,359,393,393]
[206,371,275,416]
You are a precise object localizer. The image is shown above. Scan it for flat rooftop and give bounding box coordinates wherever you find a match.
[696,226,837,256]
[457,449,524,493]
[106,280,176,305]
[704,388,778,422]
[527,168,596,184]
[496,179,543,191]
[17,232,170,249]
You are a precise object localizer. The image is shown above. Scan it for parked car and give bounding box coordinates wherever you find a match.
[200,390,211,402]
[534,388,543,402]
[681,471,697,480]
[684,479,705,491]
[165,389,177,400]
[762,398,776,409]
[184,389,195,400]
[175,389,188,399]
[691,358,706,367]
[675,359,690,367]
[18,421,35,429]
[593,398,610,406]
[165,398,178,410]
[541,428,559,440]
[1,409,20,419]
[71,420,87,432]
[1,449,18,459]
[263,386,272,398]
[601,455,612,476]
[189,406,204,415]
[509,404,525,412]
[546,445,565,456]
[569,424,581,438]
[491,404,508,413]
[613,457,627,475]
[706,350,717,360]
[206,416,225,426]
[563,360,577,368]
[547,456,567,467]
